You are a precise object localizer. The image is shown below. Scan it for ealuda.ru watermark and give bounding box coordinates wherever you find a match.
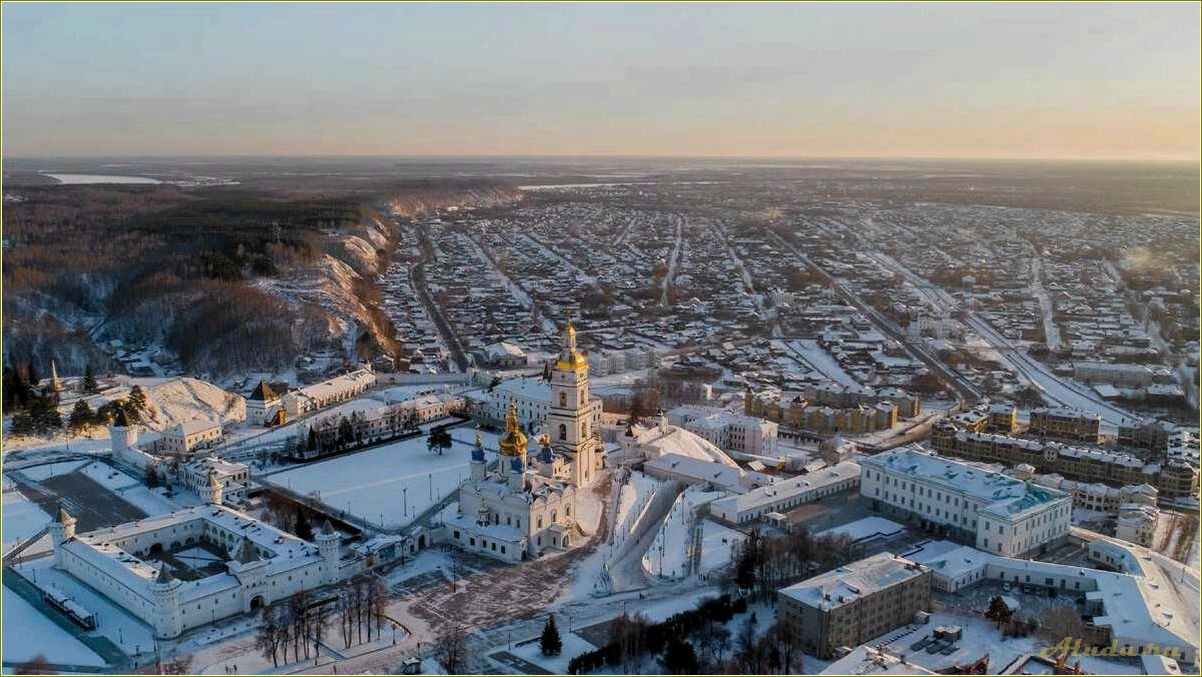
[1040,637,1187,660]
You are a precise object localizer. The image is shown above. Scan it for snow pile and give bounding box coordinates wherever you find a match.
[107,376,246,432]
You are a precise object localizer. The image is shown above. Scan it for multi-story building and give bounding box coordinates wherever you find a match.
[666,405,778,455]
[777,552,931,659]
[481,376,603,439]
[932,421,1199,500]
[157,420,223,456]
[1115,504,1159,547]
[860,447,1072,557]
[282,369,377,417]
[709,461,861,525]
[986,403,1017,434]
[1028,407,1102,444]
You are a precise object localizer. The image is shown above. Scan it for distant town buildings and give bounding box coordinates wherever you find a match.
[1028,406,1102,445]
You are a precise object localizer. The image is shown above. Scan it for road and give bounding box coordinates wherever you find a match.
[770,232,981,402]
[861,242,1136,428]
[411,226,469,371]
[660,216,684,307]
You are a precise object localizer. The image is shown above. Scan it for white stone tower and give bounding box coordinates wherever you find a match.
[316,520,341,585]
[546,320,597,486]
[199,468,224,505]
[152,563,183,639]
[109,409,137,459]
[48,504,77,568]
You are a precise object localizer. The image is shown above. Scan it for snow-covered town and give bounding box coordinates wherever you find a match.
[2,4,1201,675]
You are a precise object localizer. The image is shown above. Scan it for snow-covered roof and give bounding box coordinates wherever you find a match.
[627,420,739,468]
[64,504,322,603]
[861,448,1069,520]
[779,552,928,611]
[712,461,861,517]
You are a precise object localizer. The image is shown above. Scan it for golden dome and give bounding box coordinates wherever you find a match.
[499,403,528,457]
[555,318,588,370]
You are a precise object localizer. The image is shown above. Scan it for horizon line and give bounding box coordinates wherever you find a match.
[3,152,1199,165]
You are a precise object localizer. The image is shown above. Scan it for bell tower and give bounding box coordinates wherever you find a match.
[546,319,596,486]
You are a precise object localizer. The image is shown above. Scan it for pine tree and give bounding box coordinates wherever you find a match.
[985,596,1013,629]
[663,636,699,674]
[10,410,35,436]
[128,385,149,412]
[295,508,314,541]
[540,615,562,656]
[28,396,63,434]
[69,400,95,434]
[82,364,99,394]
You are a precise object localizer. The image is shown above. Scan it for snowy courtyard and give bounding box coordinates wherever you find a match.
[269,425,497,530]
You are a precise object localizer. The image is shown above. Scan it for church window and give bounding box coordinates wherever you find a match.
[559,424,567,441]
[559,393,566,408]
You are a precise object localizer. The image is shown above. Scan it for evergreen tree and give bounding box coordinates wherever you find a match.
[295,508,315,541]
[307,427,318,452]
[29,396,63,434]
[3,366,33,412]
[146,462,161,488]
[25,362,40,389]
[10,410,35,436]
[663,636,699,674]
[337,417,355,448]
[128,385,149,412]
[69,400,95,434]
[540,615,562,656]
[427,428,453,455]
[985,596,1013,629]
[82,364,99,394]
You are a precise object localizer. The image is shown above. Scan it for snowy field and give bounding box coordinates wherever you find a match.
[45,173,162,184]
[0,585,107,668]
[270,426,495,529]
[2,487,52,552]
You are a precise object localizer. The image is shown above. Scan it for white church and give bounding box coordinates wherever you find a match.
[446,321,605,562]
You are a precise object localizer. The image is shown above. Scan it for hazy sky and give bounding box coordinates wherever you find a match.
[3,2,1199,160]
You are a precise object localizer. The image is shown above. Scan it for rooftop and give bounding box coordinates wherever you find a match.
[779,552,928,611]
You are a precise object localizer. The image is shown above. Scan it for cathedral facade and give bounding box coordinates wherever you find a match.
[447,321,604,562]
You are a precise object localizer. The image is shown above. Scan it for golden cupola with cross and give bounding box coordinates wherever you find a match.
[498,403,528,458]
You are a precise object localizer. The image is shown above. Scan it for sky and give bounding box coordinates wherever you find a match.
[2,2,1199,160]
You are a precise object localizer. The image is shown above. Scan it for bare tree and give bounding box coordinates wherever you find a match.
[433,621,468,674]
[13,655,52,675]
[256,605,284,667]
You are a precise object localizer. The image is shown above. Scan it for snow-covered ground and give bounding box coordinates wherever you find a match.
[0,584,107,668]
[44,173,162,185]
[642,486,722,580]
[269,426,494,530]
[2,487,52,552]
[18,556,158,656]
[611,471,660,548]
[697,519,745,575]
[816,516,906,543]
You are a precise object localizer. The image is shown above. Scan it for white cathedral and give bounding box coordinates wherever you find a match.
[448,320,605,562]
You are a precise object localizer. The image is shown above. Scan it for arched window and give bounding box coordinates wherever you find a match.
[559,392,566,408]
[559,423,567,440]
